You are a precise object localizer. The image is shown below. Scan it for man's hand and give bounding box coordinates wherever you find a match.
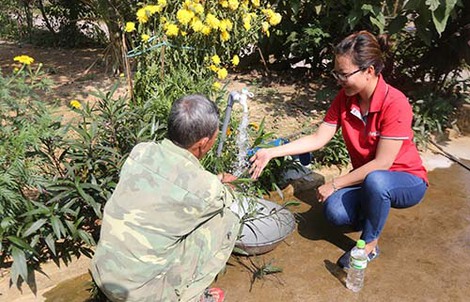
[218,172,237,184]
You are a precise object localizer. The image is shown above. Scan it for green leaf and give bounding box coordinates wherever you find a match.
[50,216,64,239]
[425,0,440,11]
[431,0,457,35]
[23,219,47,237]
[404,0,424,10]
[45,233,56,256]
[6,236,35,252]
[78,229,95,246]
[314,5,322,15]
[11,246,28,285]
[1,217,16,229]
[370,16,385,33]
[387,15,409,35]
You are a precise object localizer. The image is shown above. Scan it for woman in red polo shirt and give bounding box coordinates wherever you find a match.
[249,30,428,268]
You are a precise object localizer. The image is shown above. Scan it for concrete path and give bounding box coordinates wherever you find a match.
[1,136,469,301]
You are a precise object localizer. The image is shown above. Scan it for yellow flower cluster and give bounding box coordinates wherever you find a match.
[129,0,281,42]
[136,0,167,24]
[208,54,239,80]
[14,55,34,65]
[262,8,282,26]
[125,22,136,32]
[70,100,82,109]
[126,0,282,91]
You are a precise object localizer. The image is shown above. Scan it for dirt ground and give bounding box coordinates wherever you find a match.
[1,42,470,302]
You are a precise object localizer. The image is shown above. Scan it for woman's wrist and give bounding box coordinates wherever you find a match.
[332,178,339,192]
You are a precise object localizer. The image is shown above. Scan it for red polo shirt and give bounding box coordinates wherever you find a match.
[324,75,428,183]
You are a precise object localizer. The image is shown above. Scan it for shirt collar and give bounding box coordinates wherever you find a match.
[348,74,388,114]
[369,74,388,113]
[161,138,202,167]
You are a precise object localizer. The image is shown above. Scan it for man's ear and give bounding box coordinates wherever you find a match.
[199,137,210,149]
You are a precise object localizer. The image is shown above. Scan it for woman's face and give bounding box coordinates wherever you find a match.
[333,54,370,97]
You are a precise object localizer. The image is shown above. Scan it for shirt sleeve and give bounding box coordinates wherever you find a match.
[323,90,345,127]
[380,92,413,140]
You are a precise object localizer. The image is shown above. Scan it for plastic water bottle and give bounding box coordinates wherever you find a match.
[346,239,367,292]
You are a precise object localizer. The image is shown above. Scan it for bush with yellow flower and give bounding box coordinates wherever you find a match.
[124,0,282,119]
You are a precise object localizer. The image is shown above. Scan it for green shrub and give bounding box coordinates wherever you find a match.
[0,56,168,290]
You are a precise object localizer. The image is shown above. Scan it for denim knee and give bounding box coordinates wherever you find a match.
[362,170,391,197]
[323,197,350,226]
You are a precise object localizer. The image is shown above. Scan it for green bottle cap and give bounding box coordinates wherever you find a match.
[357,240,366,248]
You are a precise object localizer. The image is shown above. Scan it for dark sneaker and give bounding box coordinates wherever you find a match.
[337,246,380,269]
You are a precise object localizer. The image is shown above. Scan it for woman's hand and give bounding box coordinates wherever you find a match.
[316,181,336,203]
[249,148,273,179]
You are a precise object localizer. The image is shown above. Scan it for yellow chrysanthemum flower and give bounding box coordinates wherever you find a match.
[125,22,136,32]
[70,100,82,109]
[201,25,211,35]
[269,12,282,26]
[220,31,230,41]
[177,9,194,25]
[219,19,233,32]
[13,67,19,73]
[219,0,229,8]
[242,14,252,30]
[243,21,251,31]
[209,64,219,72]
[141,34,150,42]
[136,8,149,23]
[158,0,167,6]
[145,5,160,15]
[217,68,228,80]
[213,81,222,90]
[228,0,239,10]
[232,55,240,66]
[211,54,221,65]
[262,21,270,33]
[165,23,179,36]
[191,18,204,32]
[251,0,260,7]
[205,13,220,30]
[193,3,204,14]
[13,55,34,65]
[263,9,282,26]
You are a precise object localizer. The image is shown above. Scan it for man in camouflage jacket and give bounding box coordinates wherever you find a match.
[91,94,241,301]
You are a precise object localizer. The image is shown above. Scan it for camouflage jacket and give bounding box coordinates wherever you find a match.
[90,139,240,302]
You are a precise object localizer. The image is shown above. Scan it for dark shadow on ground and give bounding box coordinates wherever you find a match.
[291,181,357,253]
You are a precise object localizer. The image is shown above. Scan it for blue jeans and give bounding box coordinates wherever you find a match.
[323,170,427,243]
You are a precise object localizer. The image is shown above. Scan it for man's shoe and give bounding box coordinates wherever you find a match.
[337,246,380,269]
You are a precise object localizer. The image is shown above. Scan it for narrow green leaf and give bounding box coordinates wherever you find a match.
[11,246,28,284]
[50,216,62,239]
[6,236,35,252]
[78,229,95,246]
[45,233,56,256]
[23,219,47,237]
